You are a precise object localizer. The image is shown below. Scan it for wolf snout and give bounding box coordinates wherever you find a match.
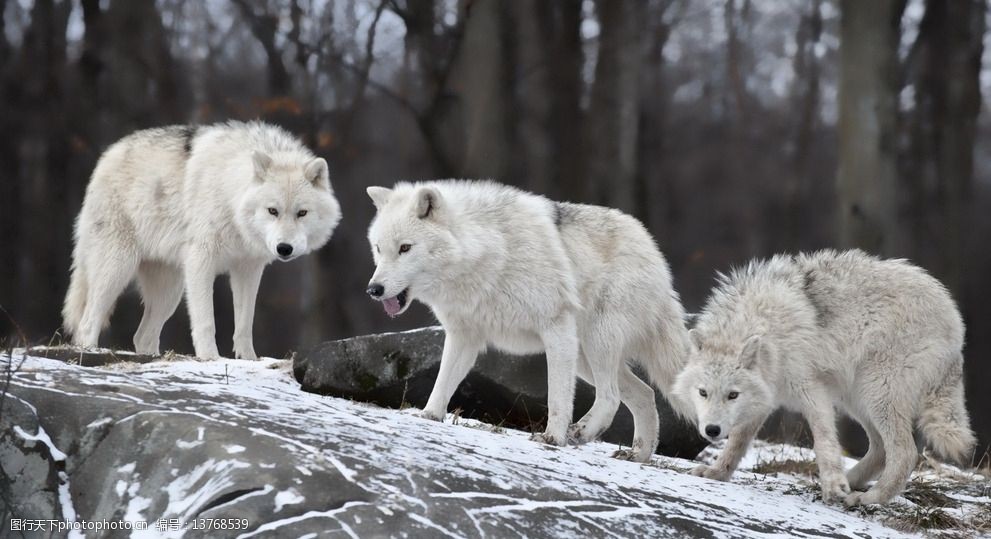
[704,424,721,438]
[276,243,293,258]
[366,283,385,298]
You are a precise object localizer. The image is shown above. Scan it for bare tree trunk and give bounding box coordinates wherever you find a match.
[836,0,905,254]
[535,0,584,201]
[386,0,465,176]
[586,0,645,215]
[786,0,822,249]
[232,0,291,96]
[639,0,682,232]
[0,0,17,335]
[17,0,72,339]
[509,2,552,194]
[723,0,752,126]
[458,0,513,180]
[908,0,985,294]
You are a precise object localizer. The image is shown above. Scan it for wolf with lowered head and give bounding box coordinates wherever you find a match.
[674,249,975,506]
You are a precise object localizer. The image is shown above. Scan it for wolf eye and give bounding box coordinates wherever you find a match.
[399,243,412,254]
[267,207,278,217]
[698,389,708,398]
[727,391,739,400]
[297,209,308,218]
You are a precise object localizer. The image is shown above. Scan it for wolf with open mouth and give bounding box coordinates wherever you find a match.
[364,180,691,461]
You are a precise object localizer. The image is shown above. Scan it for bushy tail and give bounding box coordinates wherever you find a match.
[639,313,695,421]
[918,362,976,466]
[61,245,87,340]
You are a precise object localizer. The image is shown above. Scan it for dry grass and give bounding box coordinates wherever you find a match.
[969,504,991,534]
[901,480,959,509]
[884,506,962,534]
[751,458,818,477]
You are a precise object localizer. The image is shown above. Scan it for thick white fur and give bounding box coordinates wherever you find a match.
[63,121,342,359]
[673,250,975,505]
[366,180,691,461]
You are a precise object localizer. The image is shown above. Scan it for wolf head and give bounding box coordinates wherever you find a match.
[236,151,341,261]
[364,184,459,317]
[673,331,776,442]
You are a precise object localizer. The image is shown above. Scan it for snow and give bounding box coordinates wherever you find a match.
[5,351,989,538]
[13,424,68,461]
[273,488,305,512]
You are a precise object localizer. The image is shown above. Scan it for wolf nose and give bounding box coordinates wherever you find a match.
[367,283,385,298]
[705,424,721,438]
[277,243,293,257]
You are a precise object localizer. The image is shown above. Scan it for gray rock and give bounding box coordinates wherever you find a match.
[0,351,906,538]
[293,326,709,459]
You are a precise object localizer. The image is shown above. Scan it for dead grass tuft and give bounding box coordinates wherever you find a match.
[751,458,818,477]
[902,480,959,509]
[883,507,961,534]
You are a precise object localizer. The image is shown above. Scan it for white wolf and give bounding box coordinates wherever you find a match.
[63,121,342,359]
[673,250,975,505]
[364,180,690,461]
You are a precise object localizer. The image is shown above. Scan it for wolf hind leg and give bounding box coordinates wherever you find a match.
[612,365,659,463]
[845,414,917,506]
[133,261,184,355]
[846,419,886,491]
[566,339,622,445]
[75,234,139,348]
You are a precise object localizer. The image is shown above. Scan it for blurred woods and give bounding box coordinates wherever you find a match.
[0,0,989,452]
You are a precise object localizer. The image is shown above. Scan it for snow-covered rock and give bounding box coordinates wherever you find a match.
[2,350,987,538]
[294,326,707,458]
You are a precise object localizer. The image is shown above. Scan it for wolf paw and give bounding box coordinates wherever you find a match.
[611,449,639,461]
[418,409,445,422]
[233,349,258,360]
[820,473,851,502]
[530,431,567,446]
[567,423,591,444]
[689,464,731,481]
[843,490,882,507]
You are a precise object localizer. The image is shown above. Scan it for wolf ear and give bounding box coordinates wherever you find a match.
[415,186,441,219]
[739,335,764,369]
[366,186,392,209]
[304,158,330,189]
[252,151,273,178]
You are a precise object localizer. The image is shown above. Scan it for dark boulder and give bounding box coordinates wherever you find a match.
[293,326,708,458]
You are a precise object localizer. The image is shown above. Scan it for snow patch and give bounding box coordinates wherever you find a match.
[13,425,67,461]
[86,417,114,429]
[124,495,152,522]
[273,488,305,512]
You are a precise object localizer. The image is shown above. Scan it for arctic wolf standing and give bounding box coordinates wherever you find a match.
[364,180,690,461]
[673,250,975,505]
[63,121,342,359]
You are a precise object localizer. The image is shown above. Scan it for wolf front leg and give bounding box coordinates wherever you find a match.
[421,329,484,421]
[691,418,762,481]
[534,313,579,446]
[230,262,265,360]
[184,247,221,359]
[802,391,851,502]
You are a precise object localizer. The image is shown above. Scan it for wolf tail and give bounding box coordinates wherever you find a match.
[62,239,87,340]
[918,356,976,466]
[640,313,695,421]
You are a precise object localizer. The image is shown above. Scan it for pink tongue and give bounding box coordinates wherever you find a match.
[383,297,402,316]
